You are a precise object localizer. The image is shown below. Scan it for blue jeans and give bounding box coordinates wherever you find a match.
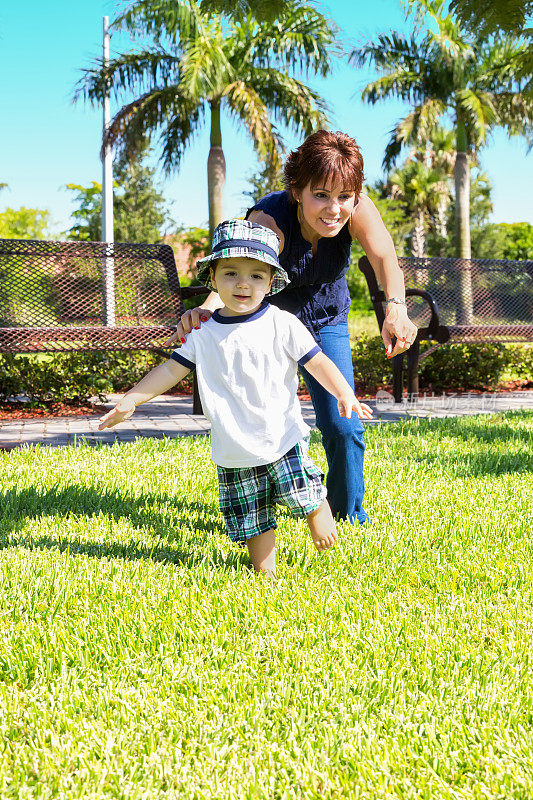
[299,322,368,524]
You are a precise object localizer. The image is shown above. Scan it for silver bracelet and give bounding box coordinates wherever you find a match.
[385,297,407,307]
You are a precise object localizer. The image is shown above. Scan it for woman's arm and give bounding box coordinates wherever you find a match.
[246,210,285,253]
[350,195,418,358]
[163,291,223,347]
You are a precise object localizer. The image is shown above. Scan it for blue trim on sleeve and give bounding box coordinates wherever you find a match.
[298,345,322,366]
[170,352,196,370]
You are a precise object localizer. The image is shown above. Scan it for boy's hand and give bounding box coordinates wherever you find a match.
[338,392,373,420]
[98,397,137,430]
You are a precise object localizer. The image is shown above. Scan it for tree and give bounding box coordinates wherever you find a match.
[449,0,533,36]
[113,156,171,243]
[351,0,533,321]
[65,150,171,243]
[351,0,532,259]
[0,207,52,239]
[198,0,289,20]
[242,161,284,207]
[386,160,446,257]
[64,182,102,241]
[494,222,533,259]
[76,0,334,242]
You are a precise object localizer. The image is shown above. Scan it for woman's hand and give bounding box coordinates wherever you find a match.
[163,307,213,348]
[382,305,418,359]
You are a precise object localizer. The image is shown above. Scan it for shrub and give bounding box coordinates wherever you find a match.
[351,334,392,393]
[419,342,509,391]
[0,350,194,406]
[350,335,532,394]
[0,339,529,407]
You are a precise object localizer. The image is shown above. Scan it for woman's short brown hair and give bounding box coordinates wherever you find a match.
[283,130,364,202]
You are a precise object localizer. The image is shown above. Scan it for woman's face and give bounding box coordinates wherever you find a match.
[296,179,357,239]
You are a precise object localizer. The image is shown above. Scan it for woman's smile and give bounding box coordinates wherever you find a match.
[297,179,356,240]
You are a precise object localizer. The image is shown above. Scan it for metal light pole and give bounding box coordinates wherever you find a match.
[102,15,115,326]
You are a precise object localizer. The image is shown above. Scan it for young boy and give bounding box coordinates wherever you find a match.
[99,220,372,576]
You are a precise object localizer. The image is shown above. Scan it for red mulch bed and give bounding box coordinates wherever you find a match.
[0,401,109,421]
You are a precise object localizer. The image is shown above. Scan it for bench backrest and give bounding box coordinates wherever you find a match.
[360,255,533,343]
[0,239,184,351]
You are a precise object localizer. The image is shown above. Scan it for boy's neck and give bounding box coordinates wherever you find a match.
[217,301,265,318]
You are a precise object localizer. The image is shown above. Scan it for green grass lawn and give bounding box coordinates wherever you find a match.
[1,412,532,799]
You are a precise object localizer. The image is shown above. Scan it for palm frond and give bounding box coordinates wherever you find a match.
[416,0,473,59]
[74,49,180,106]
[102,86,199,166]
[223,81,284,169]
[179,24,234,97]
[351,31,429,74]
[159,103,205,173]
[449,0,533,37]
[243,68,330,137]
[456,88,497,145]
[490,91,533,142]
[234,2,339,78]
[382,100,446,169]
[362,71,431,106]
[198,0,287,21]
[113,0,204,44]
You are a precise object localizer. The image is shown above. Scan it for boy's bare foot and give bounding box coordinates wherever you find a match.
[306,502,338,551]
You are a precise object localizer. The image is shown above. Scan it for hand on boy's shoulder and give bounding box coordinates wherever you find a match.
[163,308,213,348]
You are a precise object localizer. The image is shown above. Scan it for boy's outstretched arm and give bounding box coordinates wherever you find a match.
[98,359,191,430]
[303,352,373,420]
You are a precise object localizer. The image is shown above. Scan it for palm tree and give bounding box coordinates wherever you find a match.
[351,0,532,321]
[425,127,455,240]
[76,0,336,241]
[384,124,455,241]
[386,160,444,258]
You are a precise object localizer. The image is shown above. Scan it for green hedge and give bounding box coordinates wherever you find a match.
[0,339,530,407]
[0,351,168,406]
[351,334,532,394]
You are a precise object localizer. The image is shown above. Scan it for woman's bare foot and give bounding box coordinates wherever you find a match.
[306,501,338,551]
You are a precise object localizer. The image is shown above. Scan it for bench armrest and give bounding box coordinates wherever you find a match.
[358,256,449,344]
[404,288,442,338]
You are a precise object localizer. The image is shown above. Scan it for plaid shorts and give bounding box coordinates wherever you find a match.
[217,439,327,545]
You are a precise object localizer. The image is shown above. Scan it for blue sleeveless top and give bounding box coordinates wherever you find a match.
[246,191,352,340]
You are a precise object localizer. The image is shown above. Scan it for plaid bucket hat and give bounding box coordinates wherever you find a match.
[196,219,289,295]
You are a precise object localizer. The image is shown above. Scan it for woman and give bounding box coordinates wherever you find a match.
[166,130,417,524]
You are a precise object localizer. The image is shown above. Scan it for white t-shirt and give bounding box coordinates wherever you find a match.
[171,302,321,467]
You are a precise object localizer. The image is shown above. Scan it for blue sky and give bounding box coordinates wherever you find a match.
[0,0,531,235]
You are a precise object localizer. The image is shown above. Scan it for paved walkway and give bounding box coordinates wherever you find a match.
[1,391,531,450]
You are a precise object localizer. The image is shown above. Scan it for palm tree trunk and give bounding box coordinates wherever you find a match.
[207,100,226,244]
[436,196,448,239]
[454,120,473,324]
[411,208,426,258]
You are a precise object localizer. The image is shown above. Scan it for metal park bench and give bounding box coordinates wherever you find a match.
[359,255,533,402]
[0,239,209,412]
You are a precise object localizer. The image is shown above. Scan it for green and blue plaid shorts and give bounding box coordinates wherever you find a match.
[217,439,327,545]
